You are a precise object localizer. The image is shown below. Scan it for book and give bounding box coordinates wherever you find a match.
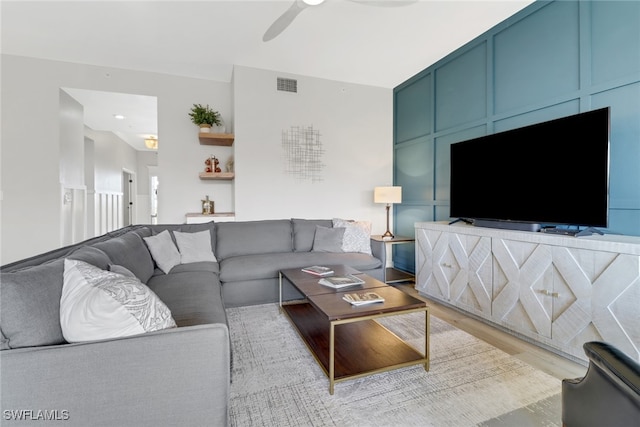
[342,292,385,306]
[301,265,334,276]
[318,274,365,289]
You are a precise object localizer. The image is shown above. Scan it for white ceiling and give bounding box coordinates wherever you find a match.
[2,0,534,150]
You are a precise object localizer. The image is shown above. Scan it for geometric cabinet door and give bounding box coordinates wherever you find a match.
[416,228,492,319]
[491,238,554,340]
[551,247,640,361]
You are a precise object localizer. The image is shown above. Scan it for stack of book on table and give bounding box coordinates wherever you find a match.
[318,274,365,289]
[342,292,385,306]
[301,265,334,276]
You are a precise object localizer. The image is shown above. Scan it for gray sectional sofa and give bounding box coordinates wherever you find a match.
[0,218,384,426]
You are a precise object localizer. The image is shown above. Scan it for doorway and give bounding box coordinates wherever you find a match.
[122,170,135,227]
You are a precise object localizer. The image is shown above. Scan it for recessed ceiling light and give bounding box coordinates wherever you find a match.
[113,114,126,120]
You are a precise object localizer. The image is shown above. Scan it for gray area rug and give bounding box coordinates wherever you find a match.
[227,303,562,427]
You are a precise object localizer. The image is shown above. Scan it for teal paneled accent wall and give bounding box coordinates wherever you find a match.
[393,0,640,273]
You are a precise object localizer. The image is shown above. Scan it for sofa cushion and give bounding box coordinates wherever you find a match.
[143,230,181,274]
[174,230,217,263]
[0,259,66,349]
[312,226,345,252]
[93,230,155,283]
[165,262,219,275]
[216,220,293,259]
[60,259,176,343]
[219,252,381,283]
[109,264,136,277]
[147,271,226,327]
[333,218,372,255]
[68,246,112,270]
[292,218,333,252]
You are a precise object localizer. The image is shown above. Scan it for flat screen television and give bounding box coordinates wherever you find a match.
[449,107,610,233]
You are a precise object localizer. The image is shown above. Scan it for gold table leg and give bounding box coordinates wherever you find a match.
[329,321,335,395]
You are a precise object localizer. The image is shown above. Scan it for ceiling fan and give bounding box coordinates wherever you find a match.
[263,0,418,42]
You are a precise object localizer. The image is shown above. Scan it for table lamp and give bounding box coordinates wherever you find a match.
[374,186,402,239]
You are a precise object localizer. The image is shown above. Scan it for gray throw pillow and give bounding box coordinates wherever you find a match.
[332,218,372,255]
[0,259,66,349]
[143,230,181,274]
[174,230,217,263]
[312,226,345,253]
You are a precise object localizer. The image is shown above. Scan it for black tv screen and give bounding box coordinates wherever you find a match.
[449,107,610,230]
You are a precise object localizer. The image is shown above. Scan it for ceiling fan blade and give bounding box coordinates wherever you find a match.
[350,0,418,6]
[263,0,309,42]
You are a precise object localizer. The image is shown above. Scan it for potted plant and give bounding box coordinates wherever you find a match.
[189,104,222,133]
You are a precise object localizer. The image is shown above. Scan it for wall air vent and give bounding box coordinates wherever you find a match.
[277,77,297,93]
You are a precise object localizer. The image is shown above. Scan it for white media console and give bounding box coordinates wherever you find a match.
[415,221,640,363]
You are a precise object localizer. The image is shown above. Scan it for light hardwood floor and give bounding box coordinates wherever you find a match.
[396,282,588,381]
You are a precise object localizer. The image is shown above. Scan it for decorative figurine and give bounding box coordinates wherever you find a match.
[205,155,221,173]
[201,195,214,214]
[226,156,234,173]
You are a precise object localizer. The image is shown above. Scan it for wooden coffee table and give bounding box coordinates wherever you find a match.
[279,265,429,394]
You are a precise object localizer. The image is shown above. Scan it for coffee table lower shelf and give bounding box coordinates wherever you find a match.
[282,302,429,394]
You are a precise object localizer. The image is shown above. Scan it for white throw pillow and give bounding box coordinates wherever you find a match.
[60,259,176,343]
[174,230,217,263]
[143,230,181,274]
[332,218,372,255]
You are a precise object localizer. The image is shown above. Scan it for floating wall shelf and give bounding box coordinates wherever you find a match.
[199,172,235,181]
[199,133,234,146]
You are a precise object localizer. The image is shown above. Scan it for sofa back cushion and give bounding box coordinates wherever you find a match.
[292,219,333,252]
[67,246,112,270]
[0,259,66,349]
[93,230,154,283]
[216,220,293,259]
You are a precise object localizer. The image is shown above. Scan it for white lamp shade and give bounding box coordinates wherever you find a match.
[374,186,402,204]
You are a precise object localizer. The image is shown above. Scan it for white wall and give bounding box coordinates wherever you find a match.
[59,90,85,188]
[233,66,393,233]
[1,54,231,264]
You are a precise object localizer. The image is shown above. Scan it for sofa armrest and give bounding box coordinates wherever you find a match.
[1,324,230,427]
[370,237,386,267]
[562,341,640,427]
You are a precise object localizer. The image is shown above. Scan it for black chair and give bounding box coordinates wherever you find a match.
[562,341,640,427]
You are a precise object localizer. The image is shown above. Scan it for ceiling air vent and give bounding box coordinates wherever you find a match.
[277,77,297,93]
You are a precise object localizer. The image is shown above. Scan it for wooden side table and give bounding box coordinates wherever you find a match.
[371,235,415,284]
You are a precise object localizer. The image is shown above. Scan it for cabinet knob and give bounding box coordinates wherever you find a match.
[540,289,560,298]
[441,263,452,268]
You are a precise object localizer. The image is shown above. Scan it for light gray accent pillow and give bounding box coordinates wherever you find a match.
[312,226,345,253]
[332,218,372,255]
[174,230,217,263]
[143,230,181,274]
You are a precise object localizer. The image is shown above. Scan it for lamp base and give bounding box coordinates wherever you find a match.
[383,204,394,239]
